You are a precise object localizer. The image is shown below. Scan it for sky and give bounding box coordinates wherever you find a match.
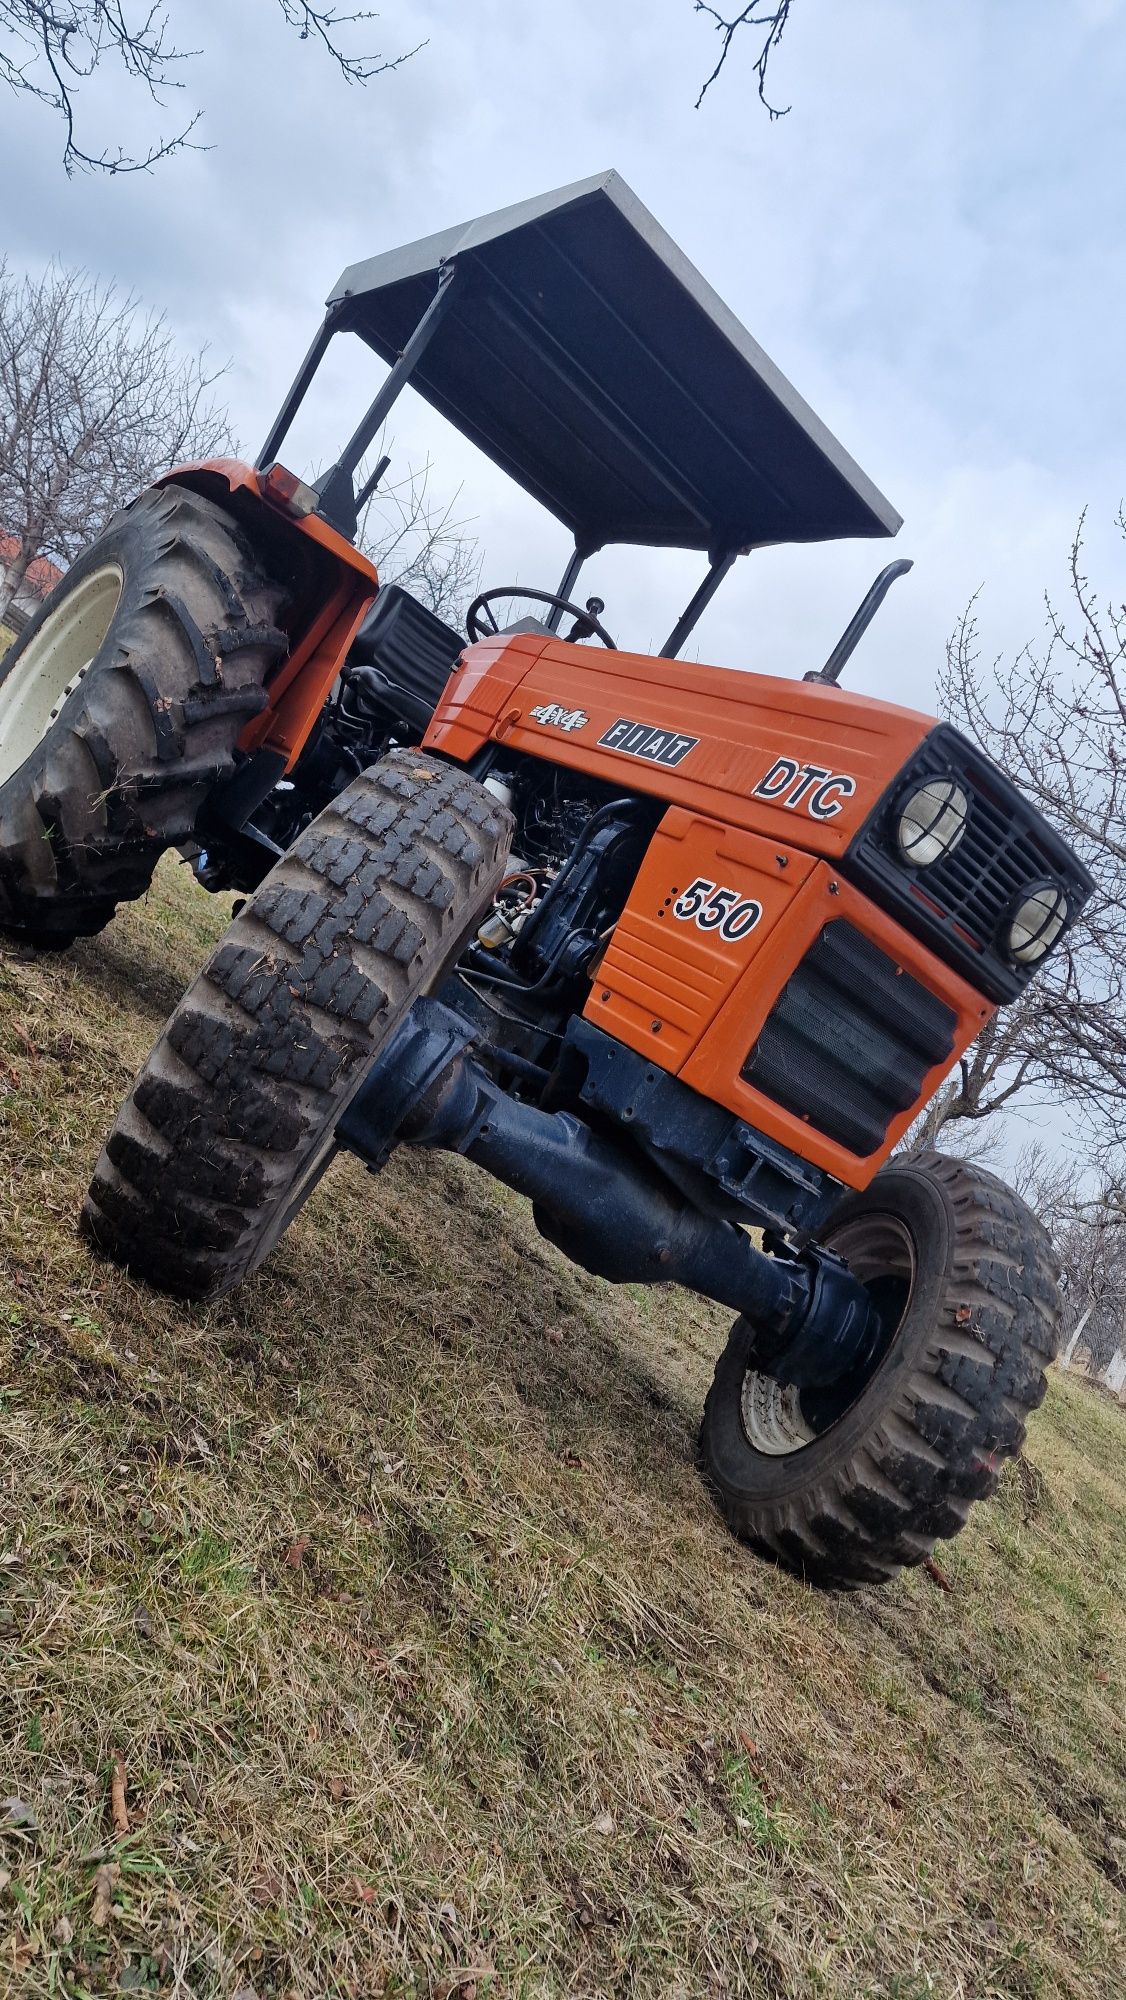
[2,0,1124,1155]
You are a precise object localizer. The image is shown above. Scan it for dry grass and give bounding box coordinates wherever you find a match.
[1,859,1124,1999]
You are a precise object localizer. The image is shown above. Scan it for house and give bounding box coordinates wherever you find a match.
[0,534,65,653]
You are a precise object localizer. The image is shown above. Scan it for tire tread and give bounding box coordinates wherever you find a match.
[83,751,511,1298]
[701,1152,1060,1588]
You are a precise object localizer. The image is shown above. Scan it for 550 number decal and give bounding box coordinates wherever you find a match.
[673,878,763,941]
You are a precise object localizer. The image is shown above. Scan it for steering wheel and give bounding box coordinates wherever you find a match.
[466,587,617,649]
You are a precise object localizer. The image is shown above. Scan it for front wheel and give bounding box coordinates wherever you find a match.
[83,751,512,1299]
[700,1152,1060,1588]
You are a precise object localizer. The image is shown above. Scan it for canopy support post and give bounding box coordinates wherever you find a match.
[316,260,461,541]
[256,316,337,473]
[662,548,741,660]
[545,541,600,631]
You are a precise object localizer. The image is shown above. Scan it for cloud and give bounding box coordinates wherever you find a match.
[1,0,1120,694]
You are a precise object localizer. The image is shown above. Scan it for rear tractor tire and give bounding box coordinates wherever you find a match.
[701,1152,1060,1589]
[0,483,287,948]
[83,750,512,1299]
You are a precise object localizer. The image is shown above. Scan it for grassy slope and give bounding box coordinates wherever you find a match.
[1,861,1123,2000]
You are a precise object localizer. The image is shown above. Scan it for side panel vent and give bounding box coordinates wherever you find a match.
[741,920,956,1156]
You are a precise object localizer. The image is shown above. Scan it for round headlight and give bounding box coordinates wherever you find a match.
[895,778,969,868]
[1007,882,1068,964]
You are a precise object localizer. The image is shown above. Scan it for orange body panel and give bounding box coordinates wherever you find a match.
[141,480,992,1193]
[424,635,931,853]
[158,458,378,771]
[424,635,995,1191]
[585,808,992,1187]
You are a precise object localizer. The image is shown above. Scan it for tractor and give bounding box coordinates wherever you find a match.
[0,173,1090,1587]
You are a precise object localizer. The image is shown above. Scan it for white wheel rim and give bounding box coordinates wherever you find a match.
[739,1214,917,1459]
[0,564,123,787]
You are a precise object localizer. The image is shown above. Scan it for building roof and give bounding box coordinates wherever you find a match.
[0,533,65,600]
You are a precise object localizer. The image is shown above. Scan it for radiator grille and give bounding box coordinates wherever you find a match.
[844,725,1093,1002]
[742,920,957,1156]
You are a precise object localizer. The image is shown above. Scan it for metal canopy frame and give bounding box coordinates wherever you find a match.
[258,170,901,657]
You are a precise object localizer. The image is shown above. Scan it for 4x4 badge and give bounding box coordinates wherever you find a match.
[529,703,589,733]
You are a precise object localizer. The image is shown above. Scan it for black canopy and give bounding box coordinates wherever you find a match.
[326,171,899,557]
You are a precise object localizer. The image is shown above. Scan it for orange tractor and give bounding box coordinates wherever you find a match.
[0,174,1089,1585]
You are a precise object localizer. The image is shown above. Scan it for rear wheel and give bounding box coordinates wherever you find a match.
[0,483,286,947]
[700,1153,1060,1588]
[83,751,512,1299]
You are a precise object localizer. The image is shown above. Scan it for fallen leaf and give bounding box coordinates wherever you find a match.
[328,1776,346,1801]
[248,1868,284,1907]
[737,1729,760,1761]
[1,1797,38,1832]
[922,1554,954,1593]
[284,1535,311,1569]
[90,1861,119,1928]
[0,1866,10,1891]
[52,1915,73,1946]
[591,1811,615,1836]
[110,1750,129,1836]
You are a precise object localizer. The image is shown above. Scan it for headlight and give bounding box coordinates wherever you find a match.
[1007,882,1068,964]
[895,778,969,868]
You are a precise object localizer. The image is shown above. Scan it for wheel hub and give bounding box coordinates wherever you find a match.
[739,1212,915,1458]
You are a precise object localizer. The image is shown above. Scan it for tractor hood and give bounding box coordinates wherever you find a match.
[327,170,901,558]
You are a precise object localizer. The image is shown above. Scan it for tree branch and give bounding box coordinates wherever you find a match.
[693,1,793,113]
[0,1,419,173]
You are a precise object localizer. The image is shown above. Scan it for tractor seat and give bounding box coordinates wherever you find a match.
[346,584,466,729]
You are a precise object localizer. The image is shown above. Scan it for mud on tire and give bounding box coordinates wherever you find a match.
[0,483,286,947]
[701,1152,1061,1589]
[83,751,512,1299]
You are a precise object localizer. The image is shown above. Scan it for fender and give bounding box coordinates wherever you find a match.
[157,457,379,771]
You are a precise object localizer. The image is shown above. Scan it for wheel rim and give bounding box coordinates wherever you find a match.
[0,564,123,787]
[739,1212,916,1458]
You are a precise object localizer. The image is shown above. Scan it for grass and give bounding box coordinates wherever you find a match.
[1,857,1123,1999]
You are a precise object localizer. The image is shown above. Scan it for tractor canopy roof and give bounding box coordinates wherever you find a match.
[326,171,900,558]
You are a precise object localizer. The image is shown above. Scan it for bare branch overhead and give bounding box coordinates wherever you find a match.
[693,1,794,113]
[0,2,422,173]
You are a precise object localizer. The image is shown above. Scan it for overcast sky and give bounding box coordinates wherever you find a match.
[4,0,1123,695]
[2,0,1123,1154]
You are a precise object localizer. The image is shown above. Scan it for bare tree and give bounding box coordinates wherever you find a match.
[928,512,1126,1158]
[0,2,421,174]
[693,1,795,112]
[1055,1186,1126,1375]
[1008,1138,1085,1225]
[0,260,228,624]
[357,450,480,626]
